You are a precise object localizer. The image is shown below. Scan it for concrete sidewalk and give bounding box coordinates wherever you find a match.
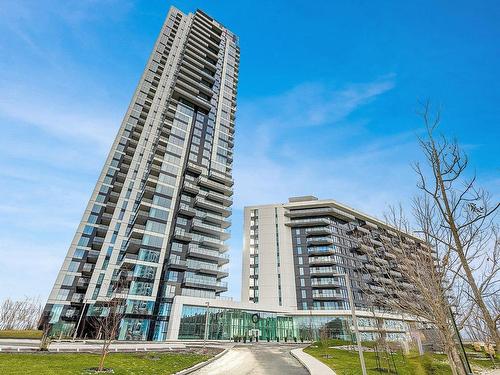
[0,339,187,352]
[190,344,308,375]
[291,348,336,375]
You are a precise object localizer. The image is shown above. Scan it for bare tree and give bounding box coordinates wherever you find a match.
[0,297,42,330]
[39,321,52,351]
[359,204,469,375]
[87,279,126,372]
[413,101,499,354]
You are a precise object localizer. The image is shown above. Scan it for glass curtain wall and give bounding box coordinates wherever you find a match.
[178,305,356,341]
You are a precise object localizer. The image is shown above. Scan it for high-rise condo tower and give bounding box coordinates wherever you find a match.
[41,6,239,341]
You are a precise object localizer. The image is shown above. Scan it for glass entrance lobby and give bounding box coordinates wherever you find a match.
[178,305,354,341]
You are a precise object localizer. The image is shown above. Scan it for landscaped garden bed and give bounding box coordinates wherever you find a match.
[0,348,220,375]
[304,339,498,375]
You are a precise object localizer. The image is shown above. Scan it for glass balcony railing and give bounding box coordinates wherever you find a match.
[188,245,229,259]
[312,291,345,299]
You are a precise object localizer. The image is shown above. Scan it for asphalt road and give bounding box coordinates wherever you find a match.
[192,344,308,375]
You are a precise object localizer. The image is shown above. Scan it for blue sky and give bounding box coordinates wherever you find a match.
[0,0,498,302]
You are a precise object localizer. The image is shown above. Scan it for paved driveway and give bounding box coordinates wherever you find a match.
[192,343,308,375]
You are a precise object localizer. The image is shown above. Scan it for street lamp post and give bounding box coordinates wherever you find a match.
[73,299,87,340]
[203,301,210,349]
[449,306,473,375]
[334,273,367,375]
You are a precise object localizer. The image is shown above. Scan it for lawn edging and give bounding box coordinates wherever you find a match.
[174,347,229,375]
[291,347,337,375]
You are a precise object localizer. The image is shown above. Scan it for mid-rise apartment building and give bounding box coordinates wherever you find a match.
[41,6,239,341]
[242,196,427,313]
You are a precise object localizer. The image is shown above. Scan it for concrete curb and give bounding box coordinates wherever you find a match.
[291,348,312,374]
[174,348,230,375]
[291,348,336,375]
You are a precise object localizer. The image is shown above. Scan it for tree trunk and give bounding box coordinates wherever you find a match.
[432,144,500,354]
[445,345,467,375]
[98,341,109,371]
[439,328,467,375]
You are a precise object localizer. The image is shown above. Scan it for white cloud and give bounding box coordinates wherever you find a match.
[0,85,119,150]
[0,239,66,302]
[239,78,395,130]
[232,77,417,218]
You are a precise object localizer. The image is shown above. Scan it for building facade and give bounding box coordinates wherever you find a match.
[41,6,239,341]
[242,196,427,313]
[165,296,413,342]
[161,195,430,343]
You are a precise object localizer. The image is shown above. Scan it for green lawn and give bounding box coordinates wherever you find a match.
[0,352,212,375]
[0,330,43,339]
[304,340,498,375]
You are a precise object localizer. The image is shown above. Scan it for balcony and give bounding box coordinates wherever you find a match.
[178,203,196,217]
[308,256,337,265]
[306,236,333,246]
[125,238,142,253]
[191,219,230,240]
[138,198,153,212]
[71,294,85,304]
[378,277,395,286]
[100,212,113,225]
[216,269,229,278]
[173,229,193,242]
[401,282,414,290]
[284,207,355,222]
[311,278,343,288]
[86,250,100,263]
[132,208,150,225]
[183,275,227,292]
[369,285,385,294]
[308,247,336,255]
[347,226,370,236]
[91,236,105,250]
[200,236,228,250]
[186,162,204,175]
[312,291,345,300]
[305,227,331,237]
[201,212,231,229]
[194,197,231,217]
[374,257,389,267]
[361,221,378,230]
[364,263,379,272]
[215,281,228,292]
[310,267,342,276]
[168,258,187,270]
[385,252,397,260]
[197,176,233,196]
[187,245,229,265]
[391,246,403,255]
[389,270,403,278]
[370,238,384,248]
[129,224,146,239]
[285,218,330,228]
[396,290,409,298]
[378,234,392,243]
[351,243,375,254]
[108,190,120,203]
[76,278,89,289]
[208,170,233,187]
[173,85,211,112]
[182,181,200,195]
[205,190,233,206]
[81,263,94,275]
[187,259,223,276]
